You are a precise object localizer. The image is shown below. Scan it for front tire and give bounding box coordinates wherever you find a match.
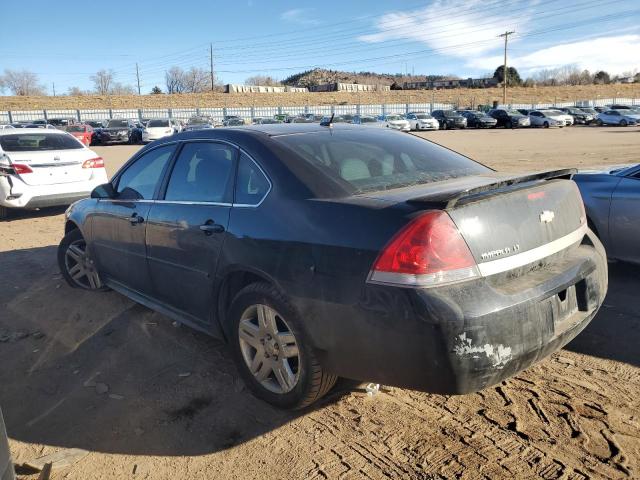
[0,205,9,220]
[620,119,628,127]
[58,229,107,291]
[543,121,549,128]
[596,119,603,126]
[229,283,337,409]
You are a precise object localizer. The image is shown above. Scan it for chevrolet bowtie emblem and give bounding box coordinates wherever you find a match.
[540,210,555,223]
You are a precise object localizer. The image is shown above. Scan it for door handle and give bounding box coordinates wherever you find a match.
[199,220,225,235]
[129,213,144,225]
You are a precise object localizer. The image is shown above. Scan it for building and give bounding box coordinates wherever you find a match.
[307,83,391,92]
[402,77,499,90]
[225,84,308,93]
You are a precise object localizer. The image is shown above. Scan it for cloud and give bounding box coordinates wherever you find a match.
[358,0,531,59]
[468,34,640,75]
[280,8,320,26]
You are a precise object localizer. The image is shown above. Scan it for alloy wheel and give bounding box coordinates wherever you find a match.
[238,304,300,394]
[64,239,102,289]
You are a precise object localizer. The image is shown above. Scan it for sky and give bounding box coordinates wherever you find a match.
[0,0,639,95]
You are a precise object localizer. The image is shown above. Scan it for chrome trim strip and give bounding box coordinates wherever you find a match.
[477,223,588,277]
[368,266,479,288]
[154,200,232,207]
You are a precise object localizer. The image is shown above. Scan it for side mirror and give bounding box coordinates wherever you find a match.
[91,183,116,199]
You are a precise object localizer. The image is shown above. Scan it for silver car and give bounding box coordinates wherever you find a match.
[573,163,640,264]
[596,110,640,126]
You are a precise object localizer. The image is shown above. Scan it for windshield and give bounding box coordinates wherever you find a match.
[416,114,432,119]
[274,130,490,196]
[580,108,597,114]
[386,115,402,121]
[506,110,522,115]
[86,121,103,128]
[148,120,170,128]
[443,111,459,117]
[188,117,208,124]
[66,126,86,133]
[107,120,129,128]
[0,133,83,151]
[543,110,564,116]
[360,117,378,123]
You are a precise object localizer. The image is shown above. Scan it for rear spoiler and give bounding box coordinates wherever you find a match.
[408,168,577,209]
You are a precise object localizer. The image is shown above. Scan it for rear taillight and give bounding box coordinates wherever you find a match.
[10,163,33,175]
[82,157,104,169]
[368,211,479,287]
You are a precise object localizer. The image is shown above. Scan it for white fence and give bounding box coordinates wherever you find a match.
[1,98,638,124]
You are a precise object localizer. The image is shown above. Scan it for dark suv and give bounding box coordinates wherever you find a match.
[431,110,467,130]
[488,109,531,128]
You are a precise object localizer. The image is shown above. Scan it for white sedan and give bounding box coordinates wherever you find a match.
[378,114,411,132]
[405,112,440,131]
[142,119,180,143]
[0,129,107,219]
[529,110,566,128]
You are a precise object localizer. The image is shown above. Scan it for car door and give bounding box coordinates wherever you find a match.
[145,141,237,327]
[90,143,176,295]
[609,168,640,264]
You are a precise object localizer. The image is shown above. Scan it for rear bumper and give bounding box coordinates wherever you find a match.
[296,231,607,394]
[0,173,107,210]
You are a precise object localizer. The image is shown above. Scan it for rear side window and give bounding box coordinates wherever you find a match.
[235,153,270,205]
[116,144,175,200]
[0,133,83,151]
[274,130,491,195]
[165,142,235,203]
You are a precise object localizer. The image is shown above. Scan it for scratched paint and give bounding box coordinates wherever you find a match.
[453,332,513,368]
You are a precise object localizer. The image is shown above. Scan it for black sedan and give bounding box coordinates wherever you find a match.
[59,125,607,409]
[431,110,467,129]
[93,119,141,145]
[457,110,498,128]
[488,109,531,128]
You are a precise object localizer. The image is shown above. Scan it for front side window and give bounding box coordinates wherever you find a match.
[116,144,176,200]
[165,142,235,203]
[235,153,270,205]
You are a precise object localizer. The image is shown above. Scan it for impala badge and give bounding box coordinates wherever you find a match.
[540,210,555,223]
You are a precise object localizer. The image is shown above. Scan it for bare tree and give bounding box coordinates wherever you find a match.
[67,86,87,96]
[111,82,136,95]
[91,69,114,94]
[245,75,281,86]
[165,67,185,94]
[1,69,46,95]
[182,67,210,93]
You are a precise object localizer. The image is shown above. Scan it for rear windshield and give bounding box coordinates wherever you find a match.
[274,130,491,195]
[0,133,83,151]
[66,125,86,132]
[107,120,129,128]
[148,119,170,127]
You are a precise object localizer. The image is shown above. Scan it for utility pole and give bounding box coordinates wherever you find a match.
[210,43,215,91]
[136,63,141,95]
[498,30,515,105]
[52,82,56,96]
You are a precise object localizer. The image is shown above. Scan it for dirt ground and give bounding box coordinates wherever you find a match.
[1,83,639,111]
[1,126,639,479]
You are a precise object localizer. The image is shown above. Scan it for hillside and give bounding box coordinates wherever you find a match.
[0,84,638,111]
[281,68,432,87]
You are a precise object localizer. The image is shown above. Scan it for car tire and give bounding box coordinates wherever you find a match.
[58,228,108,291]
[229,282,337,409]
[543,121,549,128]
[620,120,628,127]
[506,120,513,129]
[0,206,9,220]
[596,119,603,126]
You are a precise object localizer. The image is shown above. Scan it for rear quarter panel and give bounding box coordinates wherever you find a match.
[573,174,620,251]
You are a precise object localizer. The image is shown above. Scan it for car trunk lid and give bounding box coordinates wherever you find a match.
[7,149,93,186]
[365,170,586,274]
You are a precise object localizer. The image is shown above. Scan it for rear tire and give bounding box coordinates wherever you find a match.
[620,120,628,127]
[0,206,9,220]
[543,121,549,128]
[596,119,603,126]
[229,282,337,409]
[506,120,513,129]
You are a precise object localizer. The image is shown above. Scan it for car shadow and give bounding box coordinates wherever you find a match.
[0,246,353,456]
[0,206,67,222]
[564,261,640,367]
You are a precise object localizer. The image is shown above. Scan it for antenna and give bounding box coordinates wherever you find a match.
[320,113,335,127]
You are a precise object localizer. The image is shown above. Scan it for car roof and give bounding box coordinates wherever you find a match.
[0,127,68,136]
